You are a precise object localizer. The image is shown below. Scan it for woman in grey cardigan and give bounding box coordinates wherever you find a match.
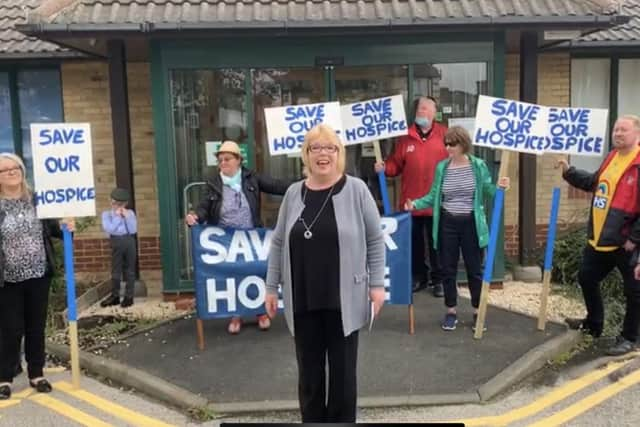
[265,124,386,422]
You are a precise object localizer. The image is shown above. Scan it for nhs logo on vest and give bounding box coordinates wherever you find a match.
[593,181,609,210]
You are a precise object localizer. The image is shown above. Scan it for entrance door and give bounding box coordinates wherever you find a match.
[167,62,493,291]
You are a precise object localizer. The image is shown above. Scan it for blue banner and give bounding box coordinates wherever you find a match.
[192,212,412,319]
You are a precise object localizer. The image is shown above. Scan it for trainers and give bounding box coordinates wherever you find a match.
[100,295,120,307]
[120,297,134,308]
[605,337,637,356]
[431,283,444,298]
[565,317,601,338]
[472,314,487,332]
[441,313,458,331]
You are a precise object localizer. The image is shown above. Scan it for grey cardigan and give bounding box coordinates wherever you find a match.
[266,175,386,337]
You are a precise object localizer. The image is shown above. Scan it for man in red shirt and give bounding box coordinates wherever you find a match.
[375,96,448,296]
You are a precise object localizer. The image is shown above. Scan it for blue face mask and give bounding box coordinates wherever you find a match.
[415,117,431,128]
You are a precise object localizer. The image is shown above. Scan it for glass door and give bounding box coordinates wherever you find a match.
[169,69,250,284]
[333,65,409,209]
[252,68,327,226]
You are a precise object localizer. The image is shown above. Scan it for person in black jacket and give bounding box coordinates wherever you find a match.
[185,141,289,334]
[0,153,74,400]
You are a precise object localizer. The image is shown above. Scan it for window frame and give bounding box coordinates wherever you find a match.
[0,64,64,159]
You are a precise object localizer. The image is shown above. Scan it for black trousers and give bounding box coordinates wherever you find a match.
[577,245,640,341]
[439,212,484,309]
[110,235,136,298]
[0,276,50,382]
[411,216,443,285]
[293,310,359,423]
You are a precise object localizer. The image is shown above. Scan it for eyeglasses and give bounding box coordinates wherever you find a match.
[0,166,21,175]
[444,141,459,147]
[309,144,339,154]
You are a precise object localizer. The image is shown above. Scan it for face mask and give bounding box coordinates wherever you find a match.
[415,117,431,128]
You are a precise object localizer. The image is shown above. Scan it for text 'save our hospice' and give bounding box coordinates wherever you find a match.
[473,95,608,156]
[30,123,96,219]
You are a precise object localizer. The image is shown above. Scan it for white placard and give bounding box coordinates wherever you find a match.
[474,95,549,155]
[264,102,342,156]
[30,123,96,218]
[340,95,408,146]
[473,95,607,157]
[544,106,608,157]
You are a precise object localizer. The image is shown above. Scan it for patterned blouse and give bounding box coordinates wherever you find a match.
[0,198,47,282]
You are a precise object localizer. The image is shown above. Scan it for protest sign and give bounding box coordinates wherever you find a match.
[473,95,607,157]
[341,95,408,146]
[264,102,342,156]
[192,212,412,319]
[544,107,608,156]
[30,123,96,218]
[474,96,549,155]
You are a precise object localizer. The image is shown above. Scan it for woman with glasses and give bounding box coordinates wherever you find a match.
[0,153,74,400]
[405,126,509,332]
[185,140,289,334]
[265,124,386,422]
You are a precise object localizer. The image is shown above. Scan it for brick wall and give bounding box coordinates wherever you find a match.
[502,53,591,259]
[61,61,162,295]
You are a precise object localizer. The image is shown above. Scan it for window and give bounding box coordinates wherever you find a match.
[570,58,610,173]
[618,59,640,117]
[0,72,12,153]
[18,70,64,173]
[0,68,63,174]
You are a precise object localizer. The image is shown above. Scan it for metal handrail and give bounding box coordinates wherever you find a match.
[183,181,206,280]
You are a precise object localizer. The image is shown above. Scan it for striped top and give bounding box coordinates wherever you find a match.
[442,164,475,215]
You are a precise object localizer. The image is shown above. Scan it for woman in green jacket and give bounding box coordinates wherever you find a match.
[405,126,509,331]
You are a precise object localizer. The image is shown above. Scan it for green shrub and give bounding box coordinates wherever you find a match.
[551,227,626,337]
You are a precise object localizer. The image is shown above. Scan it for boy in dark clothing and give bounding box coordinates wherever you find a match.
[100,188,137,308]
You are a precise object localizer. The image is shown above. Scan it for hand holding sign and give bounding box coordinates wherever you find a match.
[556,158,570,173]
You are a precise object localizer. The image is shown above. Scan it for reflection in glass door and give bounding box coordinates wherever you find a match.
[169,69,249,282]
[252,68,326,226]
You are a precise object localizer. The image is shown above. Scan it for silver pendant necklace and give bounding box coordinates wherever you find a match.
[299,182,336,240]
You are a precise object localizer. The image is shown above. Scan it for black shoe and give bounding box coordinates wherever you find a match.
[605,337,637,356]
[120,297,134,308]
[431,283,444,298]
[0,384,10,400]
[100,295,120,307]
[29,378,52,393]
[412,281,428,293]
[565,317,602,338]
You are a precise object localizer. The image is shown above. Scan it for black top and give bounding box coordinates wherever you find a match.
[290,175,347,313]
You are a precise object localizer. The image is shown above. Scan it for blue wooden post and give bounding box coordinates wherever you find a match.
[63,224,81,387]
[538,187,561,330]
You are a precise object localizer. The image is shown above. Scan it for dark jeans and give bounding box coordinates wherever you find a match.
[577,245,640,341]
[110,235,136,298]
[293,310,359,423]
[0,276,50,382]
[412,215,443,286]
[439,211,483,309]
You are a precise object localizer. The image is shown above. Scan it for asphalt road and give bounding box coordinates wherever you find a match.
[2,354,640,426]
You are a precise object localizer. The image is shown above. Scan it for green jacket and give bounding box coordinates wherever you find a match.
[413,155,497,249]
